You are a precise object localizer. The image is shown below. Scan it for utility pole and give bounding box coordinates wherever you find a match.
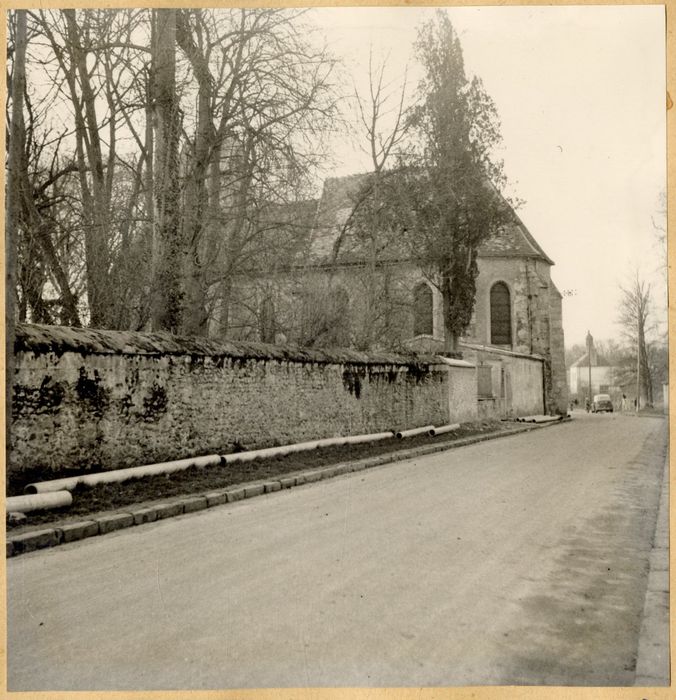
[636,313,641,415]
[586,330,593,410]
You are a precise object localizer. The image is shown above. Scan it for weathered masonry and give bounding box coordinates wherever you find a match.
[10,324,481,478]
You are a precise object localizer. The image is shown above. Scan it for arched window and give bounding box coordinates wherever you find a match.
[413,283,433,336]
[490,282,512,346]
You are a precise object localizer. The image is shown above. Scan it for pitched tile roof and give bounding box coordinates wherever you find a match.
[309,171,554,266]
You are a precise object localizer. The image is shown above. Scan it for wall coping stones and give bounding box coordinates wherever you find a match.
[437,356,476,369]
[15,322,444,368]
[460,341,545,362]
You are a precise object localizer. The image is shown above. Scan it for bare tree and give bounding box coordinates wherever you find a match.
[13,9,339,337]
[173,9,338,337]
[6,9,27,452]
[313,51,411,351]
[617,273,654,407]
[31,9,153,328]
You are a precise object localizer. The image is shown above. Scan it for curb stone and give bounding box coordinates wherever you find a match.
[10,528,62,554]
[180,495,208,513]
[225,487,245,502]
[243,483,265,498]
[155,502,184,520]
[205,491,228,507]
[57,520,99,543]
[97,512,134,534]
[132,507,159,525]
[6,419,566,558]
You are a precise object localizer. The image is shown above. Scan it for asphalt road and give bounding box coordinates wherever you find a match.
[8,412,668,690]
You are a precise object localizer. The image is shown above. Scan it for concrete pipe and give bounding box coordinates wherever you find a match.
[429,423,461,437]
[224,430,396,464]
[343,431,395,445]
[532,415,561,424]
[224,444,314,463]
[7,490,73,513]
[24,454,223,495]
[396,425,435,439]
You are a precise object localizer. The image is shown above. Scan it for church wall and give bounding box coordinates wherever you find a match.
[226,253,568,414]
[470,257,545,353]
[547,285,569,412]
[470,257,568,414]
[227,264,437,350]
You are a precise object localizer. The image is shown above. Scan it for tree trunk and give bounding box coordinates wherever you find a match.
[63,10,112,327]
[179,87,212,336]
[151,9,183,333]
[6,9,27,456]
[442,270,458,353]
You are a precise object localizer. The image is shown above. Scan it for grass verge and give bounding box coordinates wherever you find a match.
[8,420,522,530]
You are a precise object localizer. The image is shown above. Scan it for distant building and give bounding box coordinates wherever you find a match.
[568,334,618,400]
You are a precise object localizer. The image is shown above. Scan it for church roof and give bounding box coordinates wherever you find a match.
[310,172,372,260]
[251,197,320,270]
[308,172,554,266]
[479,210,554,264]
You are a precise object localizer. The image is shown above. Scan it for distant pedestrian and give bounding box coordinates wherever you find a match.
[621,393,627,411]
[585,397,590,413]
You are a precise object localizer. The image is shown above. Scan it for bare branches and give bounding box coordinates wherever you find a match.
[11,8,340,336]
[617,271,655,406]
[354,48,409,174]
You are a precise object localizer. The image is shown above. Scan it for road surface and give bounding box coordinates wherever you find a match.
[8,413,668,690]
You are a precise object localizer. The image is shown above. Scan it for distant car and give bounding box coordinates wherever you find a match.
[592,393,614,413]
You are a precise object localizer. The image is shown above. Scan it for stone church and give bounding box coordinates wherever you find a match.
[226,172,568,414]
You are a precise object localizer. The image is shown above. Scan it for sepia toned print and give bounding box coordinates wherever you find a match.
[5,5,668,691]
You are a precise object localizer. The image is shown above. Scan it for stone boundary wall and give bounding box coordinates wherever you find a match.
[10,324,455,478]
[439,359,478,424]
[461,343,545,419]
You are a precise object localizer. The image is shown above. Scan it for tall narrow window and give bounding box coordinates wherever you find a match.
[490,282,512,346]
[413,283,433,336]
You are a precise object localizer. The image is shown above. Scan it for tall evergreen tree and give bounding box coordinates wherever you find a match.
[395,11,512,352]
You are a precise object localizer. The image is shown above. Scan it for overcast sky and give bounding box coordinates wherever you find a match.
[311,5,667,347]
